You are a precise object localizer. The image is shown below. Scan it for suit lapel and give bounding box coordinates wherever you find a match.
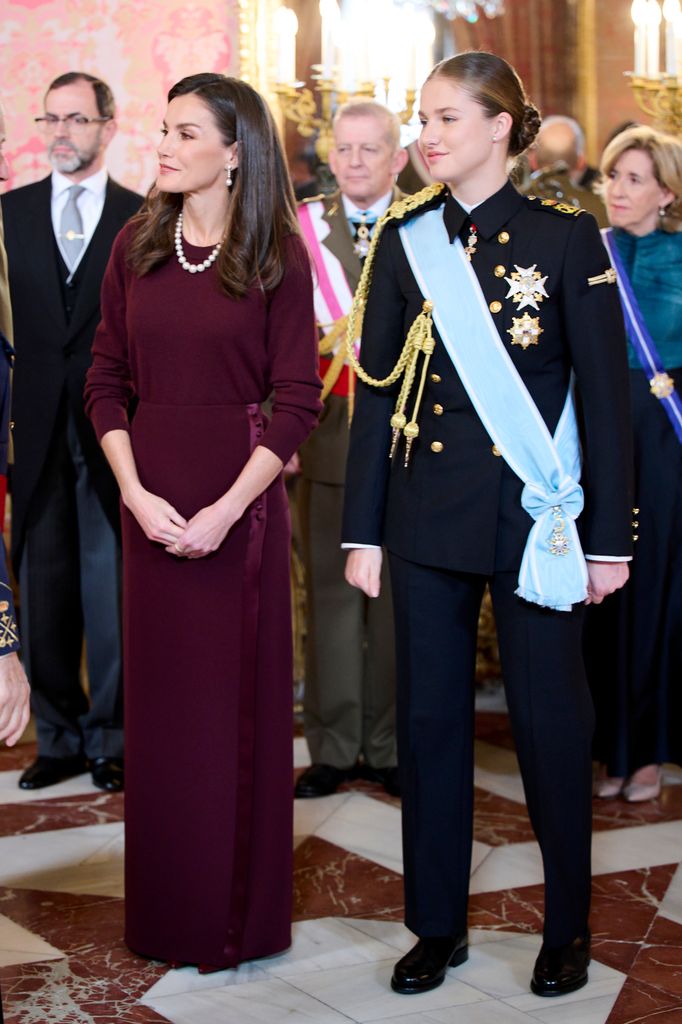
[321,195,362,296]
[68,180,128,340]
[320,186,403,297]
[19,177,67,334]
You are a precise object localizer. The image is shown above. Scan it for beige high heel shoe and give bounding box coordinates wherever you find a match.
[593,765,625,799]
[622,764,662,803]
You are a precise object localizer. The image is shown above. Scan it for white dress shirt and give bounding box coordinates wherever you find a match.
[51,167,108,277]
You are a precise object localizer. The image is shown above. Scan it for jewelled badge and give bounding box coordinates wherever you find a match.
[504,264,549,312]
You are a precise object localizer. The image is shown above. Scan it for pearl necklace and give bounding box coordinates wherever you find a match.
[174,211,221,273]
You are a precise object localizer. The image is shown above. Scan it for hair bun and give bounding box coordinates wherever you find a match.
[512,103,541,156]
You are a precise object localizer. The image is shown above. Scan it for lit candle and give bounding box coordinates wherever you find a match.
[676,11,682,78]
[273,7,298,84]
[319,0,340,79]
[631,0,649,75]
[662,0,681,74]
[646,0,662,78]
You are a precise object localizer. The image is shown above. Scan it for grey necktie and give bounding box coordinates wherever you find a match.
[59,185,85,270]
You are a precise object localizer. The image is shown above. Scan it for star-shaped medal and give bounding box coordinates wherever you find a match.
[507,312,544,350]
[504,264,549,311]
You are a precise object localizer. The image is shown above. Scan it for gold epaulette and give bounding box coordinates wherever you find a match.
[300,193,325,205]
[344,182,445,459]
[527,196,584,217]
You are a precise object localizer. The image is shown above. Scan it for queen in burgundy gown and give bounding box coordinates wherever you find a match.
[85,221,321,968]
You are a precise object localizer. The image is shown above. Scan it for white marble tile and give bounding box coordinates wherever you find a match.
[294,792,353,842]
[0,823,124,897]
[142,976,352,1023]
[286,959,487,1021]
[342,920,520,959]
[261,917,402,979]
[427,1001,536,1023]
[0,913,64,967]
[591,820,682,876]
[294,736,312,768]
[521,991,620,1023]
[469,840,544,894]
[314,793,404,874]
[659,859,682,926]
[143,960,269,1000]
[0,770,97,804]
[443,933,541,999]
[473,742,527,806]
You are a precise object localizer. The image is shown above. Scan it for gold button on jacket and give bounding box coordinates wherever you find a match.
[433,403,444,416]
[494,264,506,278]
[489,300,502,314]
[430,373,441,383]
[491,445,502,456]
[430,441,444,453]
[498,230,510,244]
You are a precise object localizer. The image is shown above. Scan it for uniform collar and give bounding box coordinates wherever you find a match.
[443,179,524,242]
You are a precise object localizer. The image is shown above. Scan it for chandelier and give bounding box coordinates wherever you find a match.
[394,0,505,21]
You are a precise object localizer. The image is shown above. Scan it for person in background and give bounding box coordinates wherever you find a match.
[0,101,31,752]
[85,73,321,971]
[525,114,607,226]
[587,125,682,802]
[343,52,632,998]
[1,73,141,792]
[295,100,406,799]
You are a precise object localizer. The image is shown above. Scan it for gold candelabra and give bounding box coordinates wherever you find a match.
[275,71,417,164]
[629,74,682,135]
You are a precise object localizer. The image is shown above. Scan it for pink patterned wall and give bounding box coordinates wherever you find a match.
[0,0,241,195]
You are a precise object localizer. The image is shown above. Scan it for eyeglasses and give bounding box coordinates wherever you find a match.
[34,114,112,134]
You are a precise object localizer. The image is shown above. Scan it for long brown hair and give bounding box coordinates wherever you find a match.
[426,52,541,158]
[127,73,301,297]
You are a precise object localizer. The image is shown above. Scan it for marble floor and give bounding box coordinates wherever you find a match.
[1,704,681,1023]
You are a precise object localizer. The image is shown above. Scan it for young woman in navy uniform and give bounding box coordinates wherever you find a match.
[342,52,633,998]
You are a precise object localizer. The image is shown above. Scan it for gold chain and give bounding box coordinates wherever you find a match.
[345,182,445,387]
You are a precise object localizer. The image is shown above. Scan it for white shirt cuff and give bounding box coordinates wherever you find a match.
[341,543,381,550]
[584,554,632,562]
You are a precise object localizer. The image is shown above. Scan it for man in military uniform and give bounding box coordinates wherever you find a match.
[294,101,407,798]
[526,115,607,226]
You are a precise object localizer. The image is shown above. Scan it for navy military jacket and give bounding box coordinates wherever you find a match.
[342,180,634,575]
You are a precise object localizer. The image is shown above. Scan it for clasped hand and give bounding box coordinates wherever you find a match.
[125,486,239,559]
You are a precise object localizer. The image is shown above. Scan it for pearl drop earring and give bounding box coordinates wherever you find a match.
[659,205,667,218]
[226,165,233,189]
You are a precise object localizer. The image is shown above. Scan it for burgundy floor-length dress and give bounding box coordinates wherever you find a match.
[85,226,322,968]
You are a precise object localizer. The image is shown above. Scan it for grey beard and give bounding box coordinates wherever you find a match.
[48,139,98,175]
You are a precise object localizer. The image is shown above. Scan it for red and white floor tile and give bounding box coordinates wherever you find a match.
[1,706,681,1023]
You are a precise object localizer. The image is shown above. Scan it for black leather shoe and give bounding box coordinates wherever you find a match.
[358,764,401,797]
[90,757,124,793]
[294,763,353,798]
[530,933,590,997]
[391,935,468,994]
[19,755,87,790]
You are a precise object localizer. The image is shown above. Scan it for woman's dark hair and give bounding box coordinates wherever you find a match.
[426,51,541,158]
[127,73,301,297]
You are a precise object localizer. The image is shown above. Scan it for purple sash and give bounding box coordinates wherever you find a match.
[603,228,682,445]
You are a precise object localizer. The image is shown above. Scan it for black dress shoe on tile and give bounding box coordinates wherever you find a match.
[90,757,124,793]
[358,764,401,797]
[391,935,468,994]
[530,933,590,997]
[19,755,88,790]
[294,763,353,798]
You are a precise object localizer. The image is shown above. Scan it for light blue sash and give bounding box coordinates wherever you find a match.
[399,209,588,611]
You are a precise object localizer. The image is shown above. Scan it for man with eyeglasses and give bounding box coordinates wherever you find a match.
[1,72,141,792]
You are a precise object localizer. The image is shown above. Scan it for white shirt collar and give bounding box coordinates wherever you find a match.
[51,166,108,200]
[341,188,394,222]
